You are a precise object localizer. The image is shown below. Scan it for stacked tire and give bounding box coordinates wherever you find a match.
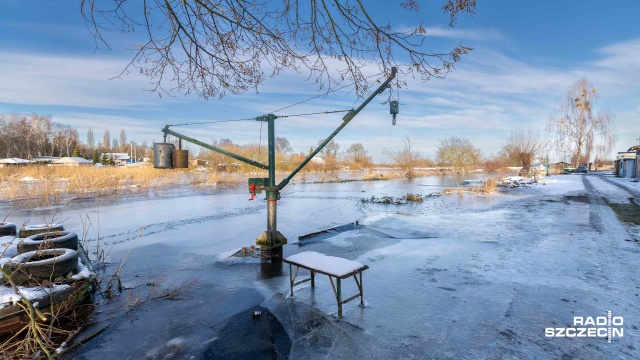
[18,223,65,238]
[2,224,80,286]
[0,222,17,236]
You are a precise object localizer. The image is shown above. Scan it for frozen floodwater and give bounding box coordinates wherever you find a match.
[2,173,639,359]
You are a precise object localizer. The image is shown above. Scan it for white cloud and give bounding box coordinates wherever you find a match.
[0,52,159,109]
[2,35,639,162]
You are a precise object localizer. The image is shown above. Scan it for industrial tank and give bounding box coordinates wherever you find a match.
[172,149,189,168]
[153,143,175,169]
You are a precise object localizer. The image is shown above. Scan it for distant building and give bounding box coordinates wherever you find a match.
[31,156,59,164]
[615,152,636,178]
[311,157,325,165]
[0,158,29,167]
[549,162,571,174]
[103,153,131,165]
[190,159,209,167]
[51,157,93,166]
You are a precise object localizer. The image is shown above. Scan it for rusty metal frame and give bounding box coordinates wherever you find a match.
[285,259,367,317]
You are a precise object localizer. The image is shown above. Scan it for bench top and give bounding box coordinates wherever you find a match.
[284,251,368,278]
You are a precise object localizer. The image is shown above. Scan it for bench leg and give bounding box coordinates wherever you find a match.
[311,271,315,288]
[360,272,364,306]
[337,278,342,317]
[289,263,293,297]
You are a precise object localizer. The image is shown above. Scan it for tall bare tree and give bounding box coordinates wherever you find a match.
[346,143,371,168]
[119,129,127,152]
[436,136,482,173]
[103,129,111,151]
[87,128,95,148]
[591,122,617,169]
[81,0,475,98]
[547,79,616,167]
[383,135,422,177]
[275,136,292,154]
[503,129,545,176]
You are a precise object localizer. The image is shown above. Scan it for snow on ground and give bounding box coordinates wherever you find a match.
[286,251,366,277]
[0,283,72,308]
[4,173,640,359]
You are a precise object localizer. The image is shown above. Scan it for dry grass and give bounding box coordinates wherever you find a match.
[443,177,500,197]
[0,165,248,207]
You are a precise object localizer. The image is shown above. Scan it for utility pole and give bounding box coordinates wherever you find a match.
[546,155,549,176]
[255,114,287,261]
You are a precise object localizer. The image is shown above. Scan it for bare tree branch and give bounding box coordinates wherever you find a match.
[81,0,476,99]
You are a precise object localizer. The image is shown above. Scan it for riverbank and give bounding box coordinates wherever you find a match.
[0,166,499,208]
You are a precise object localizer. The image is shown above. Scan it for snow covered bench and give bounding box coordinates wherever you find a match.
[284,251,369,317]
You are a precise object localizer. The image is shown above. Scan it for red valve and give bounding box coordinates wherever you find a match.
[249,183,256,200]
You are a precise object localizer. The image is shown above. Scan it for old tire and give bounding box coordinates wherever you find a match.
[17,231,78,254]
[2,248,78,285]
[18,223,64,238]
[0,222,17,236]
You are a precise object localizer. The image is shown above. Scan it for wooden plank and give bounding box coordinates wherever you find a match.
[342,293,362,305]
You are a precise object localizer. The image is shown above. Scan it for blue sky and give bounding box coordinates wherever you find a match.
[0,1,638,162]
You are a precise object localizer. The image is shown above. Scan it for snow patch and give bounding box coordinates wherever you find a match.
[72,257,93,280]
[0,284,72,309]
[286,251,366,277]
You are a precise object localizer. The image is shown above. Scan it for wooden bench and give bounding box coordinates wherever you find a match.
[284,251,369,317]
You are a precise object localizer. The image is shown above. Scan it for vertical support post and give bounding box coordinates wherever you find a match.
[337,278,342,317]
[267,114,277,243]
[359,272,364,306]
[289,263,293,297]
[311,271,315,288]
[258,114,286,262]
[546,155,549,176]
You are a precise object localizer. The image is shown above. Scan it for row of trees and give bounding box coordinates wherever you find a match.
[0,113,506,175]
[196,137,375,173]
[85,128,132,153]
[1,78,615,174]
[0,114,79,158]
[168,78,621,177]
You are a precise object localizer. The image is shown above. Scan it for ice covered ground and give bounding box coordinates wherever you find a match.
[2,173,639,359]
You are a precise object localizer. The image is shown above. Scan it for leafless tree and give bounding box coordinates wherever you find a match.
[0,114,78,158]
[316,139,340,170]
[87,128,95,148]
[591,121,617,169]
[275,136,292,154]
[119,129,127,152]
[547,79,616,167]
[60,126,79,156]
[383,135,422,177]
[103,129,111,151]
[81,0,475,99]
[503,129,545,176]
[346,143,371,169]
[436,136,482,173]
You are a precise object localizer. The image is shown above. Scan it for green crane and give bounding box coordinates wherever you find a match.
[161,67,398,261]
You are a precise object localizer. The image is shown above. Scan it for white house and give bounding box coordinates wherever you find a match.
[0,158,29,167]
[103,153,131,165]
[616,152,636,178]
